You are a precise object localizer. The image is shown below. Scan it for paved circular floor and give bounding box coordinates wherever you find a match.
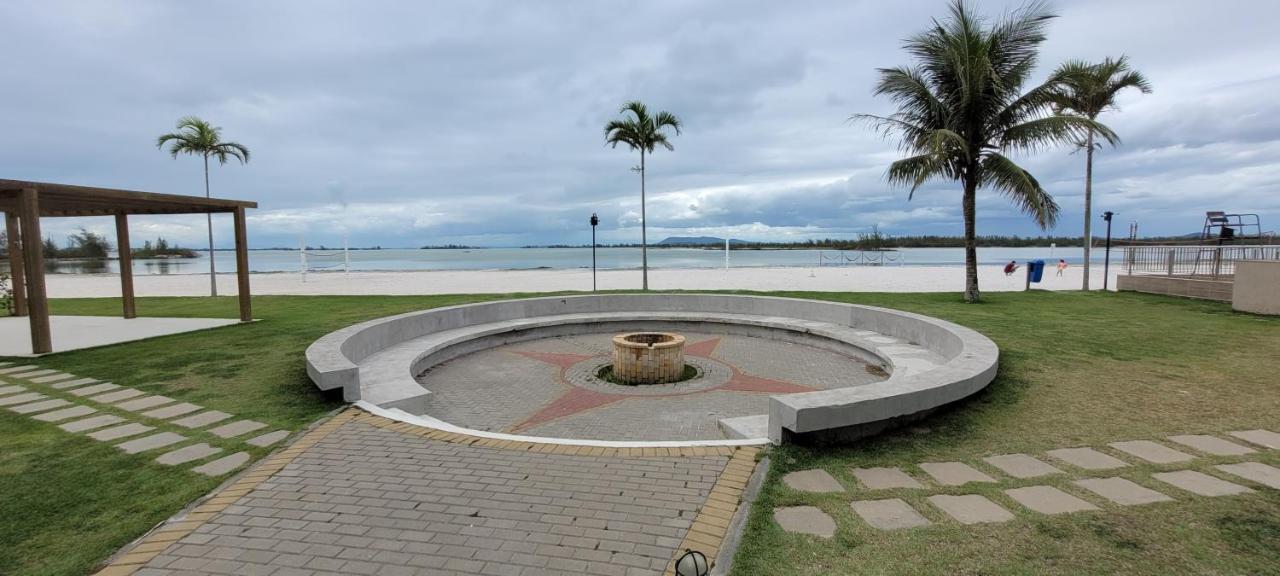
[415,331,887,441]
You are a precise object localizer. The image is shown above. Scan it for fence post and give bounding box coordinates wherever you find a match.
[1166,250,1175,276]
[1212,247,1222,279]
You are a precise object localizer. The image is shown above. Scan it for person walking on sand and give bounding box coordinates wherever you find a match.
[1056,259,1068,277]
[1004,260,1018,276]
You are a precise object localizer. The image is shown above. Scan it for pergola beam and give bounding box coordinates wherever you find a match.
[115,213,136,319]
[234,207,252,322]
[19,188,51,354]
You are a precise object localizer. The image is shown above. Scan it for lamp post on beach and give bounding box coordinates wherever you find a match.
[1102,211,1115,291]
[590,213,599,291]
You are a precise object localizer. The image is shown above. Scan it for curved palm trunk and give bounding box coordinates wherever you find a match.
[963,178,980,303]
[1080,131,1095,291]
[204,154,217,297]
[640,150,648,291]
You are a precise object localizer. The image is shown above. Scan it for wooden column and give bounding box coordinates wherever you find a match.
[4,212,27,316]
[19,188,51,354]
[233,207,252,322]
[114,213,135,319]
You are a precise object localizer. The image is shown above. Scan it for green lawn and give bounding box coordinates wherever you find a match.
[0,291,1277,575]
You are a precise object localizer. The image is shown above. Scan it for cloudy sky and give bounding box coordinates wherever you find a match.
[3,0,1279,248]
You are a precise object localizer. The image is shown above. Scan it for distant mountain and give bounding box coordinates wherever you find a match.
[657,236,749,246]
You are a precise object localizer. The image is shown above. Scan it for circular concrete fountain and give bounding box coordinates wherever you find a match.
[611,332,686,384]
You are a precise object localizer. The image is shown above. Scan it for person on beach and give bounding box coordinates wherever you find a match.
[1004,260,1018,276]
[1056,259,1068,277]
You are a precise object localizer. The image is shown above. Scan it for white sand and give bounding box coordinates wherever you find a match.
[42,265,1121,298]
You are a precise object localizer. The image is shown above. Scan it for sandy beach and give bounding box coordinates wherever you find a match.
[41,265,1121,298]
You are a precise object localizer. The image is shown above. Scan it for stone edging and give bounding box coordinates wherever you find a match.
[664,447,762,575]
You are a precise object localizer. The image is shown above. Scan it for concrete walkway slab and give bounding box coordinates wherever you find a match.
[91,388,146,404]
[0,385,26,396]
[1047,447,1130,470]
[30,372,75,384]
[774,506,836,538]
[1229,430,1280,450]
[70,383,120,397]
[0,365,38,375]
[1216,462,1280,489]
[171,411,232,429]
[1005,486,1098,515]
[59,414,125,432]
[851,498,931,530]
[51,377,98,390]
[191,452,250,476]
[1152,470,1253,497]
[87,423,154,442]
[1108,440,1195,464]
[851,467,924,490]
[919,462,997,486]
[782,469,845,493]
[1167,435,1256,456]
[32,405,96,422]
[10,398,72,414]
[11,369,57,379]
[156,443,223,466]
[208,419,267,439]
[115,395,176,412]
[1074,477,1173,506]
[983,454,1064,479]
[140,402,202,420]
[116,432,187,454]
[245,430,289,447]
[0,315,242,357]
[927,494,1013,524]
[0,392,45,406]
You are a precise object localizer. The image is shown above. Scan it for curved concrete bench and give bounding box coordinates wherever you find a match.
[306,294,998,444]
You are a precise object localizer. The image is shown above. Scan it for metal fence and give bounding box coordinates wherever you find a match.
[1122,244,1280,278]
[818,250,905,267]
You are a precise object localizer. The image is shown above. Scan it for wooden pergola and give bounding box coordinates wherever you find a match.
[1,179,257,354]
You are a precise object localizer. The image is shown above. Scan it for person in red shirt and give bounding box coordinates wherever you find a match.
[1003,260,1018,276]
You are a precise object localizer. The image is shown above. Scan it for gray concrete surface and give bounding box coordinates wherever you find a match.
[0,315,241,357]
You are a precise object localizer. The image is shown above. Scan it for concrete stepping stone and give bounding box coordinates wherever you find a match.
[851,498,931,530]
[116,432,187,454]
[783,469,845,493]
[0,385,26,396]
[246,430,290,447]
[90,388,146,404]
[927,494,1014,524]
[983,454,1064,479]
[87,423,154,442]
[70,383,120,397]
[33,405,97,422]
[0,392,47,406]
[0,362,10,367]
[772,506,836,538]
[115,395,176,412]
[0,365,39,375]
[172,411,232,429]
[919,462,997,486]
[1005,486,1098,515]
[59,414,125,432]
[1228,430,1280,450]
[1108,441,1194,464]
[1074,477,1173,506]
[851,467,924,490]
[1047,447,1130,471]
[1167,435,1256,456]
[1152,470,1253,497]
[156,443,223,466]
[10,398,72,414]
[192,451,250,476]
[12,368,57,379]
[1216,462,1280,489]
[52,377,98,390]
[30,372,76,384]
[208,419,268,439]
[141,402,202,420]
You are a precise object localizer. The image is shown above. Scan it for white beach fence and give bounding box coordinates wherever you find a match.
[299,236,350,281]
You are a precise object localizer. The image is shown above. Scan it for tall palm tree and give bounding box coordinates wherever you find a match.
[605,101,681,290]
[854,0,1116,303]
[1051,57,1151,290]
[157,116,250,297]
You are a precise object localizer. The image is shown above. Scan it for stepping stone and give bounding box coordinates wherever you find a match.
[156,443,223,466]
[30,372,76,384]
[983,454,1064,479]
[192,452,250,476]
[1108,441,1194,464]
[0,365,38,375]
[33,405,97,422]
[70,383,120,397]
[0,392,46,406]
[1005,486,1098,515]
[772,506,836,538]
[208,419,268,439]
[1229,430,1280,450]
[141,402,202,420]
[10,398,72,414]
[1167,435,1256,456]
[52,377,98,390]
[87,423,154,442]
[1047,447,1130,471]
[927,494,1014,524]
[115,395,176,412]
[116,432,187,454]
[0,362,10,367]
[172,411,232,429]
[12,369,57,379]
[246,430,290,447]
[919,462,996,486]
[1216,462,1280,489]
[90,388,146,404]
[59,414,125,432]
[850,498,931,530]
[851,467,923,490]
[1074,477,1174,506]
[0,385,26,396]
[1152,470,1253,497]
[783,469,845,493]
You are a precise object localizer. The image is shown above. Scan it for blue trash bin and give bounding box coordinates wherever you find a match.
[1029,259,1046,283]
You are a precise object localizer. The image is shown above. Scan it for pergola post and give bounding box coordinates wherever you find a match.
[18,188,51,354]
[4,212,27,316]
[115,213,136,319]
[233,206,252,322]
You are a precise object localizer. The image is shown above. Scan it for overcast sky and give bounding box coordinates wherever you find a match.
[4,0,1279,248]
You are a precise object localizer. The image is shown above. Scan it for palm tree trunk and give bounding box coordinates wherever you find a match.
[640,150,648,291]
[204,154,217,297]
[963,177,979,303]
[1081,131,1094,291]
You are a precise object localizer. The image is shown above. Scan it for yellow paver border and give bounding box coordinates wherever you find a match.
[664,446,762,575]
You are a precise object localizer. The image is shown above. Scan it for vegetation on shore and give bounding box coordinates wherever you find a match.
[132,237,198,259]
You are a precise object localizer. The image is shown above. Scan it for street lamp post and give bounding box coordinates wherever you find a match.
[1102,211,1114,291]
[590,213,599,292]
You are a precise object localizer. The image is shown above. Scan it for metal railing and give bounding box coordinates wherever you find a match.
[818,250,905,267]
[1122,245,1280,278]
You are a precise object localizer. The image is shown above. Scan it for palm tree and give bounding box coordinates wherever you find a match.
[605,101,681,290]
[157,116,250,297]
[1051,57,1151,290]
[854,0,1116,303]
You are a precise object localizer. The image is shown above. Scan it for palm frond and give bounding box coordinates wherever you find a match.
[887,153,953,199]
[982,151,1059,228]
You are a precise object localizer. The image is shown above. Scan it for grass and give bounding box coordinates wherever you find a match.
[0,290,1277,575]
